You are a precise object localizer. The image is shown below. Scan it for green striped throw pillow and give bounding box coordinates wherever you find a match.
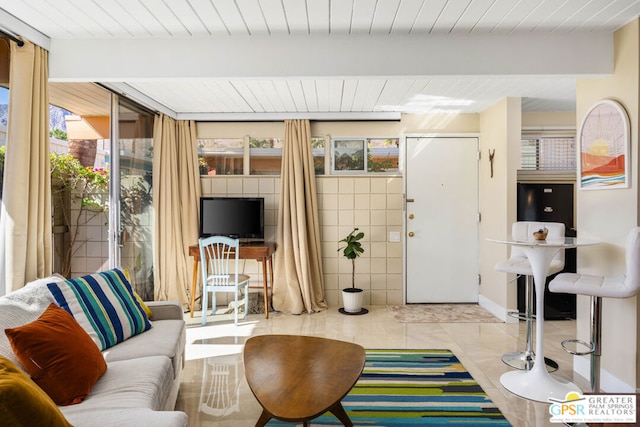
[47,269,152,351]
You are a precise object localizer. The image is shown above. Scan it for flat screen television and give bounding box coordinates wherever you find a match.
[199,197,264,241]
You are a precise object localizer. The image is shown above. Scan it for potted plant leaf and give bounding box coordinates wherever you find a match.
[338,227,368,314]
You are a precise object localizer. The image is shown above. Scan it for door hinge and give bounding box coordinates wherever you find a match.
[477,150,482,161]
[478,274,481,285]
[477,212,481,222]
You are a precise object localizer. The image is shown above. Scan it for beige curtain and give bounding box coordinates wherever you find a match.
[272,119,327,314]
[152,114,201,307]
[0,40,52,295]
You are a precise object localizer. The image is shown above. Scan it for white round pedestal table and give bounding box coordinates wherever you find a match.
[488,236,598,403]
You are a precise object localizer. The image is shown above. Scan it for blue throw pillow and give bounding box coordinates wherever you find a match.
[47,269,151,350]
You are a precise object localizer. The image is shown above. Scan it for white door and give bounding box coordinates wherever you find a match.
[405,137,479,303]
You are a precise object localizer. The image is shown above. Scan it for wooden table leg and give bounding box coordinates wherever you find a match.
[190,259,199,318]
[328,401,353,427]
[261,257,269,319]
[255,408,273,427]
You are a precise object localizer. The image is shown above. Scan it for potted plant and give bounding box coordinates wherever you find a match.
[338,228,368,314]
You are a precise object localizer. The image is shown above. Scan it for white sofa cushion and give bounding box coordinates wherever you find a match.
[60,408,187,427]
[103,319,186,379]
[60,356,174,417]
[0,275,65,368]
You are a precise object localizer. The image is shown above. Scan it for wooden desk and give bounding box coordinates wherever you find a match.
[189,242,275,319]
[244,335,365,427]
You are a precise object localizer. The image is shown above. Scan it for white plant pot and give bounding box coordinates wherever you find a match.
[342,288,364,313]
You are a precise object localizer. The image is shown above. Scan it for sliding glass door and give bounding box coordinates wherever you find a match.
[113,97,155,299]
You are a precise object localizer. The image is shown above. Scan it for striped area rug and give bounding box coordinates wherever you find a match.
[267,349,511,426]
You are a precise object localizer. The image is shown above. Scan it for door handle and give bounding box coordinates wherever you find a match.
[406,198,415,203]
[408,232,415,237]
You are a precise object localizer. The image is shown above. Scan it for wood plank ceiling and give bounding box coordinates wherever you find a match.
[2,0,640,117]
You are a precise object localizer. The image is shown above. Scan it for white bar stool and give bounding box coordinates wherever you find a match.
[495,221,566,371]
[549,227,640,392]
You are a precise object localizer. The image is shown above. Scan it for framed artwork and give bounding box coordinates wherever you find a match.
[578,99,630,190]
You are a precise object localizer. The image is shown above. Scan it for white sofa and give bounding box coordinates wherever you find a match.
[0,275,188,427]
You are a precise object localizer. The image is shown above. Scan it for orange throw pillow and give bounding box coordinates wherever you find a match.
[5,303,107,406]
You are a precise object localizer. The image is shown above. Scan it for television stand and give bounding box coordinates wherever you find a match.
[240,240,265,246]
[189,242,276,319]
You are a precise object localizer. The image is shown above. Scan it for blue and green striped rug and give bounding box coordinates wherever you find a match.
[267,349,511,426]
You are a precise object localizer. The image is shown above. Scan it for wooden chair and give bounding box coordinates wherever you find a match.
[199,236,250,326]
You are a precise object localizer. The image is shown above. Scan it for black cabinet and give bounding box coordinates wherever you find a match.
[517,183,576,320]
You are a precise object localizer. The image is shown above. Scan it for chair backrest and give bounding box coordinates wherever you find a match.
[199,235,240,287]
[623,227,640,297]
[510,221,566,265]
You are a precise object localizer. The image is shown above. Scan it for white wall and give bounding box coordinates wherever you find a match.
[478,98,522,319]
[574,18,640,391]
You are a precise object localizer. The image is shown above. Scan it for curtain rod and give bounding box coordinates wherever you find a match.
[0,28,24,47]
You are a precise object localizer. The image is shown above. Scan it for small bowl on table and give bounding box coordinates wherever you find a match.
[533,229,548,241]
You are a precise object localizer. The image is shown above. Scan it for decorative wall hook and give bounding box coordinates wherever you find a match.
[488,149,495,178]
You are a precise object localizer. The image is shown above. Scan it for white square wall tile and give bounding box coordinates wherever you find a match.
[200,178,212,195]
[86,241,103,257]
[370,258,387,274]
[387,258,403,274]
[371,291,388,305]
[387,291,403,305]
[387,210,403,226]
[370,178,386,193]
[387,177,402,194]
[370,194,387,210]
[354,194,370,210]
[370,242,387,258]
[228,178,243,194]
[338,178,354,194]
[386,241,403,257]
[322,178,338,193]
[243,178,260,194]
[338,194,354,210]
[321,226,339,243]
[338,211,354,226]
[323,258,338,274]
[354,210,370,226]
[323,274,339,290]
[323,194,338,210]
[354,178,370,194]
[321,209,338,226]
[211,179,227,194]
[387,194,403,210]
[370,210,386,226]
[370,274,388,289]
[258,178,275,194]
[370,226,387,242]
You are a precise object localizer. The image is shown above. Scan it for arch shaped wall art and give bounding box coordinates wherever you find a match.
[578,99,630,189]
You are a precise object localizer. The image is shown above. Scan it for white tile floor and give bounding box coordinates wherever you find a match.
[175,306,589,427]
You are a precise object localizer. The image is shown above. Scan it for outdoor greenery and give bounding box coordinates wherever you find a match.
[50,153,109,277]
[49,129,68,140]
[0,147,150,278]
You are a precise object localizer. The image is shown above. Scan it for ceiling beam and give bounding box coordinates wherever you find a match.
[177,111,402,121]
[49,32,613,82]
[0,8,50,50]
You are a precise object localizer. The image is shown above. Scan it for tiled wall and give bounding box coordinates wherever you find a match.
[200,175,404,308]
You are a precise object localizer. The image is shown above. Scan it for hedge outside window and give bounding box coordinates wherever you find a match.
[331,137,399,174]
[198,138,244,175]
[311,137,325,175]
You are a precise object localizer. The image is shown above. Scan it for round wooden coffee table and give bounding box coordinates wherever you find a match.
[243,335,365,427]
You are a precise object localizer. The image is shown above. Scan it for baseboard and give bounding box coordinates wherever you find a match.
[573,356,637,393]
[478,295,517,323]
